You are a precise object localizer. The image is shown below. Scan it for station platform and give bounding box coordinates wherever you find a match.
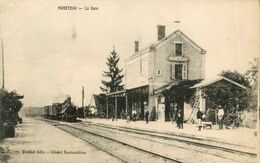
[0,118,121,163]
[81,118,259,150]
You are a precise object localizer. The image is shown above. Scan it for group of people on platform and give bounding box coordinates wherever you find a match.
[109,100,150,123]
[197,105,225,131]
[111,108,144,123]
[111,105,226,131]
[168,104,184,129]
[125,108,150,124]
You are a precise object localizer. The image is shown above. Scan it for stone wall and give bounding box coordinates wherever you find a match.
[152,31,204,91]
[125,52,150,90]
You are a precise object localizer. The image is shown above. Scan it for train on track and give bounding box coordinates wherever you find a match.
[24,97,77,122]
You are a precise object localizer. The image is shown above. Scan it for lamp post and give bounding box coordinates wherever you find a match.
[82,86,85,118]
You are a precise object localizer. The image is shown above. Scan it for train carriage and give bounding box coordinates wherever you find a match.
[43,106,50,118]
[49,103,59,120]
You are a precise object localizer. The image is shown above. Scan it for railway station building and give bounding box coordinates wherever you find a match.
[107,25,207,121]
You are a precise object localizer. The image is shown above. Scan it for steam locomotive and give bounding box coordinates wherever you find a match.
[39,97,77,122]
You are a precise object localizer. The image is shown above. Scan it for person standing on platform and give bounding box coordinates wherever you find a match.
[197,109,203,131]
[177,110,183,129]
[173,104,179,127]
[112,110,115,122]
[217,105,224,129]
[145,108,149,124]
[126,111,131,123]
[132,108,137,122]
[121,110,125,119]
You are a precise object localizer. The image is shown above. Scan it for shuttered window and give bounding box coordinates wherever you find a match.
[175,64,183,80]
[171,63,188,80]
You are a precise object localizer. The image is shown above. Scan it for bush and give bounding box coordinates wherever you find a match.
[0,89,23,139]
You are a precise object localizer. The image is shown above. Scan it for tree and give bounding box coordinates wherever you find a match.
[202,71,250,127]
[219,70,250,87]
[100,48,124,93]
[0,89,23,139]
[203,81,248,112]
[244,58,258,112]
[245,57,258,86]
[204,70,250,112]
[0,89,23,122]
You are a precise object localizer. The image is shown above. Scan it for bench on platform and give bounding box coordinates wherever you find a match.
[202,121,212,129]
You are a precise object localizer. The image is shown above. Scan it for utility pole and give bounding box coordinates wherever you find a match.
[82,86,85,117]
[82,86,84,108]
[1,39,4,89]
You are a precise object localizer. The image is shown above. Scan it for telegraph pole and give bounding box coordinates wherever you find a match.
[82,86,84,108]
[82,86,85,117]
[1,39,4,89]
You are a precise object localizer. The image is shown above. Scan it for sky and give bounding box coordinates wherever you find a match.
[0,0,259,107]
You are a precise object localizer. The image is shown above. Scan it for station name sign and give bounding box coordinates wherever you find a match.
[168,56,189,62]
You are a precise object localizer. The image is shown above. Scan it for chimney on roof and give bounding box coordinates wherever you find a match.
[134,41,139,52]
[157,25,165,41]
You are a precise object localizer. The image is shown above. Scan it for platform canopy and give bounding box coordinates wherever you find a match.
[106,90,126,97]
[153,81,180,95]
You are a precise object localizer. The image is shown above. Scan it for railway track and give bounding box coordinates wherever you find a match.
[42,119,257,163]
[43,119,181,163]
[81,122,257,157]
[76,122,256,163]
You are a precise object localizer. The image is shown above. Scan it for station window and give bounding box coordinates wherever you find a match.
[175,43,183,56]
[156,69,161,76]
[175,64,183,80]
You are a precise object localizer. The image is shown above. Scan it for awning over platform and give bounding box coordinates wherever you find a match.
[153,81,180,95]
[106,90,126,97]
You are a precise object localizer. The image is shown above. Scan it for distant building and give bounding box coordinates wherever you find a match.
[87,94,107,118]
